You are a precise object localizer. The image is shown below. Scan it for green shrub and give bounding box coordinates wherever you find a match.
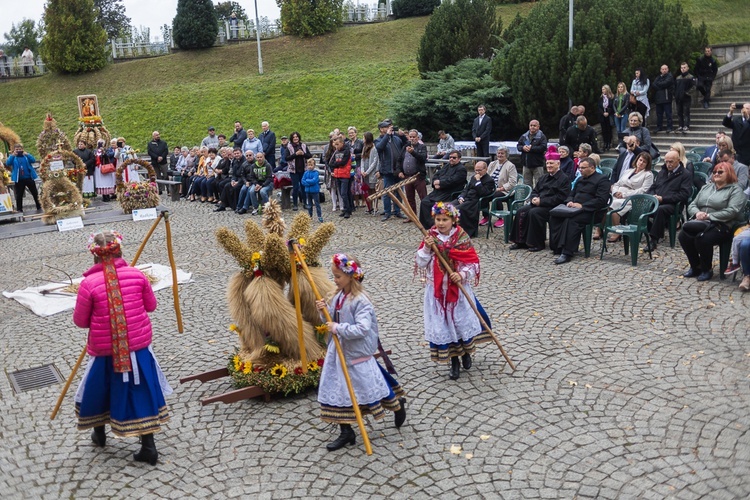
[40,0,109,74]
[172,0,219,49]
[494,0,707,130]
[278,0,344,37]
[417,0,502,74]
[389,58,511,142]
[392,0,441,19]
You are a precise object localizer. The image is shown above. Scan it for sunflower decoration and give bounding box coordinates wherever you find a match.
[228,348,324,395]
[269,364,288,379]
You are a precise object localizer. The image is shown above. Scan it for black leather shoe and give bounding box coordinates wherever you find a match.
[449,356,460,380]
[683,268,700,278]
[554,254,571,265]
[339,211,347,217]
[214,205,226,212]
[236,208,247,215]
[697,270,714,282]
[508,243,527,250]
[461,353,472,369]
[344,212,351,219]
[381,215,391,222]
[527,246,544,253]
[642,240,657,252]
[91,426,106,447]
[327,424,356,451]
[394,398,406,429]
[133,434,158,465]
[394,213,407,219]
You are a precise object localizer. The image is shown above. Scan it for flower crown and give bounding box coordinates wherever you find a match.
[332,253,364,282]
[87,231,123,257]
[431,201,460,220]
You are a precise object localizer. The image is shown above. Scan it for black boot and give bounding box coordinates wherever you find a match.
[394,398,407,429]
[461,353,472,370]
[133,433,158,465]
[91,426,106,447]
[449,356,460,380]
[326,424,355,451]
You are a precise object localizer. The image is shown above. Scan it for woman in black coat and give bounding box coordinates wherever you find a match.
[598,85,615,151]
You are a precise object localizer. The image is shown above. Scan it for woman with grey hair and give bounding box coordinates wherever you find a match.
[617,112,653,157]
[479,146,517,228]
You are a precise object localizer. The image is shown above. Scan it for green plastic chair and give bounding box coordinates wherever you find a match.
[487,184,531,241]
[719,200,750,280]
[694,162,713,175]
[599,158,617,170]
[693,171,709,186]
[600,194,659,266]
[686,152,701,164]
[599,166,613,180]
[582,194,613,257]
[690,146,707,157]
[517,173,524,185]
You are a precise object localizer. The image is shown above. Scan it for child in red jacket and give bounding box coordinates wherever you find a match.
[73,230,171,465]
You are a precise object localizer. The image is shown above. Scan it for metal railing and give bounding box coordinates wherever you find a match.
[111,39,170,59]
[0,56,46,78]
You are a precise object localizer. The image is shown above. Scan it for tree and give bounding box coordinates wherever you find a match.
[172,0,219,49]
[40,0,108,74]
[2,19,43,57]
[493,0,707,130]
[277,0,344,37]
[391,0,441,19]
[417,0,502,75]
[93,0,131,39]
[215,1,249,22]
[389,59,511,142]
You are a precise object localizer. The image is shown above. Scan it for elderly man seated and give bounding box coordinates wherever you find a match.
[549,157,611,264]
[419,149,468,229]
[508,147,570,252]
[643,150,693,251]
[454,161,495,237]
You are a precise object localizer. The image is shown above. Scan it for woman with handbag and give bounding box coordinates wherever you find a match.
[679,162,746,281]
[95,139,117,201]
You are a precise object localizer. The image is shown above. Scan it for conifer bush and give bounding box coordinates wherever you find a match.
[172,0,219,49]
[40,0,109,74]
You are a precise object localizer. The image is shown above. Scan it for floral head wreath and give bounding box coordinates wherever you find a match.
[431,201,460,220]
[87,231,123,258]
[332,253,364,283]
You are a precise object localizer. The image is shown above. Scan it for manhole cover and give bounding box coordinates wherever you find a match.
[8,364,64,394]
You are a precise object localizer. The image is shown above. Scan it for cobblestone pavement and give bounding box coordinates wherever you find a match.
[1,195,749,499]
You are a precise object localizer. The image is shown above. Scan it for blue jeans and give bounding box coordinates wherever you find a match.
[290,172,305,208]
[306,192,322,218]
[381,174,402,216]
[655,102,673,130]
[337,177,352,214]
[614,115,628,135]
[237,184,252,210]
[739,238,750,275]
[250,185,273,209]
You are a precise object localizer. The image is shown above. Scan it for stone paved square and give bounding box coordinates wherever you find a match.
[1,196,749,498]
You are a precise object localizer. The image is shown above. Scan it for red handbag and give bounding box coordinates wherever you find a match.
[100,163,115,174]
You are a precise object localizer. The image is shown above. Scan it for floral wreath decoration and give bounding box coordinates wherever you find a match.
[431,201,460,221]
[332,253,364,283]
[87,231,123,257]
[39,150,86,190]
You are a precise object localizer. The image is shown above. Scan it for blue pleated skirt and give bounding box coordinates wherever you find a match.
[75,347,171,437]
[429,297,493,363]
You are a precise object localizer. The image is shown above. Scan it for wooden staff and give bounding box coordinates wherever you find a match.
[381,178,516,371]
[290,241,373,456]
[289,245,308,373]
[50,344,87,420]
[162,212,184,333]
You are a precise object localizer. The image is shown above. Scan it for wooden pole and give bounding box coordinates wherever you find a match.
[50,344,87,420]
[291,242,373,456]
[130,212,162,266]
[389,187,516,372]
[162,212,184,333]
[289,246,308,373]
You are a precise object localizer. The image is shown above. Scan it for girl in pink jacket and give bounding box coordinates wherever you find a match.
[73,230,171,466]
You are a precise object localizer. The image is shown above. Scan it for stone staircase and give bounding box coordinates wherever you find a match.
[650,83,750,155]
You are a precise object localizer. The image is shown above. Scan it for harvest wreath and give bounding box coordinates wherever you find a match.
[39,149,86,191]
[116,159,159,213]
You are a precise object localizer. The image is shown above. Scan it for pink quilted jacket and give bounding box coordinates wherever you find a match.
[73,258,157,357]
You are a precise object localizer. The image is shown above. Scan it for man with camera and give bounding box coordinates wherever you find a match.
[374,119,406,222]
[5,143,41,213]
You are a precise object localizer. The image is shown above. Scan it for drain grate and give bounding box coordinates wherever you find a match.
[8,364,64,394]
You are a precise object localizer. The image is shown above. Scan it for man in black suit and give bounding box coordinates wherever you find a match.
[702,131,726,164]
[472,105,492,158]
[419,150,468,229]
[147,131,169,193]
[454,161,495,238]
[611,136,644,182]
[695,46,718,108]
[549,157,610,264]
[644,150,693,251]
[723,103,750,166]
[564,116,600,154]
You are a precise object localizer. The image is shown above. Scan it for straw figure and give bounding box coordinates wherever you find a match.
[40,175,85,224]
[37,113,72,157]
[216,201,336,369]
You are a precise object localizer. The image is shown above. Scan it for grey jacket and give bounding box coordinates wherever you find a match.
[688,182,746,224]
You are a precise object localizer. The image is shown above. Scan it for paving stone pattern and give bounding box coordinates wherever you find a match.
[1,196,749,498]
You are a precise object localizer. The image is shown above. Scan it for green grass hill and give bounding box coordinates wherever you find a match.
[1,0,747,151]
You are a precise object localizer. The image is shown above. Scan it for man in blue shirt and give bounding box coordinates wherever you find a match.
[5,143,41,212]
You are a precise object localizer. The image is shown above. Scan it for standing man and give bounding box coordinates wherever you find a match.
[374,119,406,222]
[229,121,247,149]
[517,119,548,187]
[418,150,468,229]
[5,143,41,212]
[201,126,219,149]
[558,106,579,146]
[695,46,718,109]
[147,131,169,192]
[652,64,675,134]
[472,105,492,158]
[549,157,610,264]
[722,103,750,166]
[396,129,428,220]
[564,116,600,154]
[644,150,693,251]
[259,121,276,168]
[674,62,696,134]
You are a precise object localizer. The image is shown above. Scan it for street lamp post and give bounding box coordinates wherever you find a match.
[568,0,573,109]
[253,0,263,74]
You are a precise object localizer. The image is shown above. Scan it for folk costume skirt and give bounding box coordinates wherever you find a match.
[75,346,172,437]
[319,356,405,425]
[426,294,493,363]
